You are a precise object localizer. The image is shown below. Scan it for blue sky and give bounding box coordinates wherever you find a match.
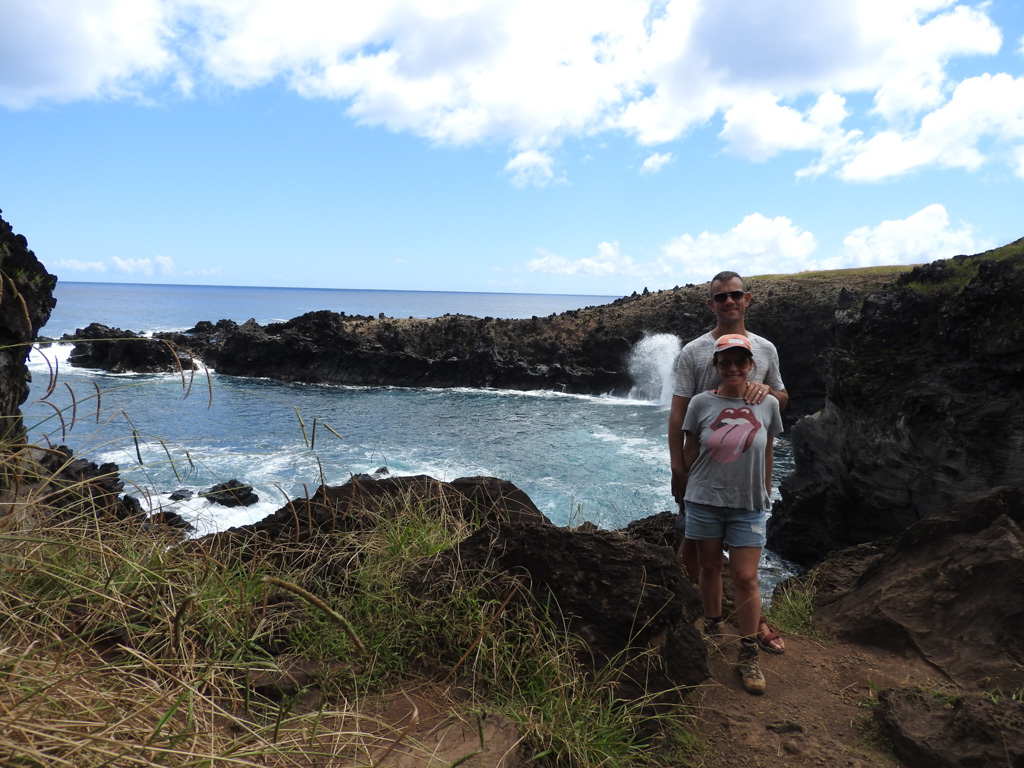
[2,0,1023,296]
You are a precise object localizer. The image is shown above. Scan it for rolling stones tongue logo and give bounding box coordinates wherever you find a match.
[708,406,761,464]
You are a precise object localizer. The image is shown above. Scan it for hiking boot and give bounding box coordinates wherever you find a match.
[737,639,766,695]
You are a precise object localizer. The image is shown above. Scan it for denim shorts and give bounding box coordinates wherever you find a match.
[683,500,766,548]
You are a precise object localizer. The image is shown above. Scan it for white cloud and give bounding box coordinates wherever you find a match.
[720,93,832,162]
[834,204,989,268]
[525,205,992,286]
[658,214,818,280]
[111,256,176,275]
[640,151,673,174]
[527,241,638,276]
[0,0,173,108]
[1,0,1020,183]
[504,150,558,188]
[527,216,818,285]
[839,73,1024,181]
[56,259,107,273]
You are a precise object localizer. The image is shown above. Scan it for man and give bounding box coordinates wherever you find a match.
[668,271,788,653]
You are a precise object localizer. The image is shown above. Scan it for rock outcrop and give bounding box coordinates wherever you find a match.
[67,272,899,430]
[807,483,1024,692]
[874,686,1024,768]
[198,473,710,698]
[0,209,56,443]
[66,322,194,373]
[414,519,709,700]
[769,243,1024,565]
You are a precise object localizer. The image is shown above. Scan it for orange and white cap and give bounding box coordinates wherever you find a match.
[713,334,752,355]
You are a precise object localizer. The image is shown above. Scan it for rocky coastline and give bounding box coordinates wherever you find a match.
[5,207,1024,766]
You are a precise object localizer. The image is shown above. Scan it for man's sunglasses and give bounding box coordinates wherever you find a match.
[711,290,746,303]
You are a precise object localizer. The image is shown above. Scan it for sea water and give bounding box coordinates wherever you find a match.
[24,282,798,585]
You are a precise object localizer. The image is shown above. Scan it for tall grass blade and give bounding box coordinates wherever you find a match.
[264,577,368,656]
[63,382,78,431]
[292,406,309,448]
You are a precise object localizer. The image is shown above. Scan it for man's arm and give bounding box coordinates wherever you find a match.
[771,386,788,411]
[668,394,691,503]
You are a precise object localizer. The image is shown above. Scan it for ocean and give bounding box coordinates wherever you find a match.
[25,281,798,585]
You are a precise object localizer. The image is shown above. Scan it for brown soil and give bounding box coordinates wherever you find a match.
[688,622,941,768]
[339,624,942,768]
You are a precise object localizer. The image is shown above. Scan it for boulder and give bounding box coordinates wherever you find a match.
[204,479,259,507]
[196,474,708,702]
[207,474,546,547]
[810,484,1024,692]
[412,519,709,700]
[874,687,1024,768]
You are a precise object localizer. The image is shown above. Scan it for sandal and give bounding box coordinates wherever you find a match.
[758,615,785,654]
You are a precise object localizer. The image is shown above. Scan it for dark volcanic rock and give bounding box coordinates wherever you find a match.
[809,484,1024,692]
[66,323,194,373]
[413,520,709,699]
[188,310,627,395]
[769,245,1024,565]
[205,479,259,507]
[198,474,549,564]
[145,509,194,531]
[139,273,894,420]
[874,687,1024,768]
[66,271,900,426]
[0,209,56,442]
[32,445,141,522]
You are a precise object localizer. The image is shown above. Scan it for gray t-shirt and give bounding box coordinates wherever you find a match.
[673,331,785,399]
[682,392,783,510]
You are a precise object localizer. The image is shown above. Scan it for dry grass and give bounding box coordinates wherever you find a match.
[0,449,703,768]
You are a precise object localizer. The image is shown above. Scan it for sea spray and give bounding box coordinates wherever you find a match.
[626,333,682,405]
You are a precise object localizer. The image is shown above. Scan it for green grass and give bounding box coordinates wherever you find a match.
[900,237,1024,295]
[764,572,824,641]
[752,264,917,282]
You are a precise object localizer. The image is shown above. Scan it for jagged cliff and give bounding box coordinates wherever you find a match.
[0,210,56,443]
[769,242,1024,565]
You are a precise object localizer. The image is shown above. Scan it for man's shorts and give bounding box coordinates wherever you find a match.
[683,500,766,548]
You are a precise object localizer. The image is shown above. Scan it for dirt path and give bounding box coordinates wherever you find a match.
[690,623,943,768]
[353,624,943,768]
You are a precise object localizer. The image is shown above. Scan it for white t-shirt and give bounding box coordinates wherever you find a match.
[673,331,785,399]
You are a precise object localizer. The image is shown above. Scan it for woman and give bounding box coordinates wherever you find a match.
[682,333,783,695]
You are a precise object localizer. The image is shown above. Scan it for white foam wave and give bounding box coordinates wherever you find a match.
[27,342,73,374]
[626,333,681,405]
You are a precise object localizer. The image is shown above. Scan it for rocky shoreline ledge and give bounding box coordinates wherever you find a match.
[4,208,1024,766]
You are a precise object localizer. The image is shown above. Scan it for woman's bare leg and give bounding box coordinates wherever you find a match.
[694,538,725,619]
[728,546,762,638]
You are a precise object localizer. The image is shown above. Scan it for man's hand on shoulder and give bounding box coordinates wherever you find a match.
[742,381,772,405]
